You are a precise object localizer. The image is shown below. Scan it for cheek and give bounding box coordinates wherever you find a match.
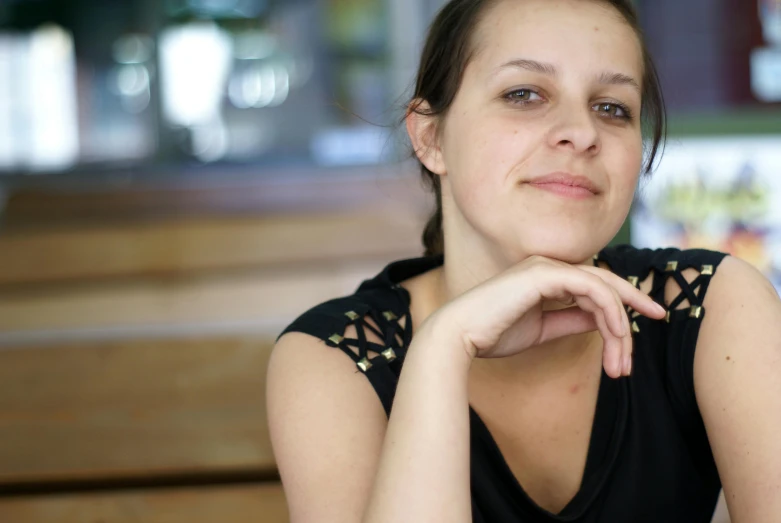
[612,136,644,192]
[444,113,537,188]
[442,114,491,194]
[446,132,519,213]
[628,136,644,167]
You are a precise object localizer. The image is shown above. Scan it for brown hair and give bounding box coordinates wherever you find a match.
[408,0,666,257]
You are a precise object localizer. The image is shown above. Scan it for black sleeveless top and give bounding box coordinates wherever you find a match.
[278,245,730,522]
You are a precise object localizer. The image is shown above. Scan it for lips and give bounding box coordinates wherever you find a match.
[524,172,600,194]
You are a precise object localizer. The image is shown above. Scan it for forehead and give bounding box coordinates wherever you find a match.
[469,0,643,79]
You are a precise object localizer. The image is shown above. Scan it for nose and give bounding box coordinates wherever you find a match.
[546,104,601,156]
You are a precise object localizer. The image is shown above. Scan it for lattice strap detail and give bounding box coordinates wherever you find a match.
[325,308,410,373]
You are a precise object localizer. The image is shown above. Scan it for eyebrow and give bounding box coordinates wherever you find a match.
[496,59,641,93]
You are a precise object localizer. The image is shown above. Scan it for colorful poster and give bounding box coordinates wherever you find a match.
[631,136,781,290]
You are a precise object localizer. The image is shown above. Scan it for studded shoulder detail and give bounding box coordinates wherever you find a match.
[594,247,725,335]
[324,303,413,374]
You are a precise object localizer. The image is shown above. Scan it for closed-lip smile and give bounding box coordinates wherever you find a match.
[524,172,600,196]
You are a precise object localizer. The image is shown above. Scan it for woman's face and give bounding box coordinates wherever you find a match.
[433,0,645,264]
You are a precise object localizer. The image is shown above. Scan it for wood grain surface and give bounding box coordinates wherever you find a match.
[0,336,278,487]
[0,210,424,287]
[0,483,289,523]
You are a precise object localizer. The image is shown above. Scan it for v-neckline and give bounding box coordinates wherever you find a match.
[379,248,630,520]
[468,367,628,520]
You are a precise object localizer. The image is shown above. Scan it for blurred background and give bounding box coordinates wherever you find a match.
[0,0,779,521]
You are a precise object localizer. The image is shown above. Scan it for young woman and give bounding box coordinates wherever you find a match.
[267,0,781,521]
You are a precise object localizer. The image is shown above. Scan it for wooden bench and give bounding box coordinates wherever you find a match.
[0,171,427,521]
[0,336,286,522]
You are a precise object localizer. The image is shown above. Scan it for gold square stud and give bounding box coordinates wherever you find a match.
[701,265,714,276]
[689,305,703,319]
[631,321,640,334]
[381,348,397,362]
[666,261,679,272]
[382,311,398,321]
[627,276,639,287]
[328,334,344,345]
[665,310,671,323]
[357,358,373,372]
[344,311,360,321]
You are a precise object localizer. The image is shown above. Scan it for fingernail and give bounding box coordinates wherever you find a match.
[654,302,666,314]
[628,358,632,375]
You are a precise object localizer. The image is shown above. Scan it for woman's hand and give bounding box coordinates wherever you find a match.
[422,255,667,378]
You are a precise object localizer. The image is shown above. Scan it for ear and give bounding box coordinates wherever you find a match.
[406,99,447,176]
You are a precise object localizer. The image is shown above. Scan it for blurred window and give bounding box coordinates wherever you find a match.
[0,0,778,176]
[0,0,433,174]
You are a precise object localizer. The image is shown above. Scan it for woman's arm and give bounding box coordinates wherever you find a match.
[268,319,477,523]
[267,331,391,523]
[361,317,475,523]
[268,324,474,523]
[694,256,781,522]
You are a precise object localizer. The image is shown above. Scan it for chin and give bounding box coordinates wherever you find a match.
[510,231,608,265]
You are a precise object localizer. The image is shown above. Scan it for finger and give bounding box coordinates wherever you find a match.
[577,266,667,319]
[604,281,632,376]
[524,264,630,377]
[575,294,624,378]
[538,307,598,344]
[536,270,627,339]
[575,266,643,375]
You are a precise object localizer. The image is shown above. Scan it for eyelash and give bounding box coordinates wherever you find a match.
[502,88,634,122]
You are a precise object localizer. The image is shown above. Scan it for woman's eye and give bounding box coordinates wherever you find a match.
[504,89,543,103]
[594,102,632,120]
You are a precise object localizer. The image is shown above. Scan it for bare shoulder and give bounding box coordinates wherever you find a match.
[695,254,777,335]
[693,255,781,521]
[701,254,776,303]
[267,327,389,523]
[692,253,777,380]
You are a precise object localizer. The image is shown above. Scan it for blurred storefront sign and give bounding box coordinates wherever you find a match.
[631,136,781,290]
